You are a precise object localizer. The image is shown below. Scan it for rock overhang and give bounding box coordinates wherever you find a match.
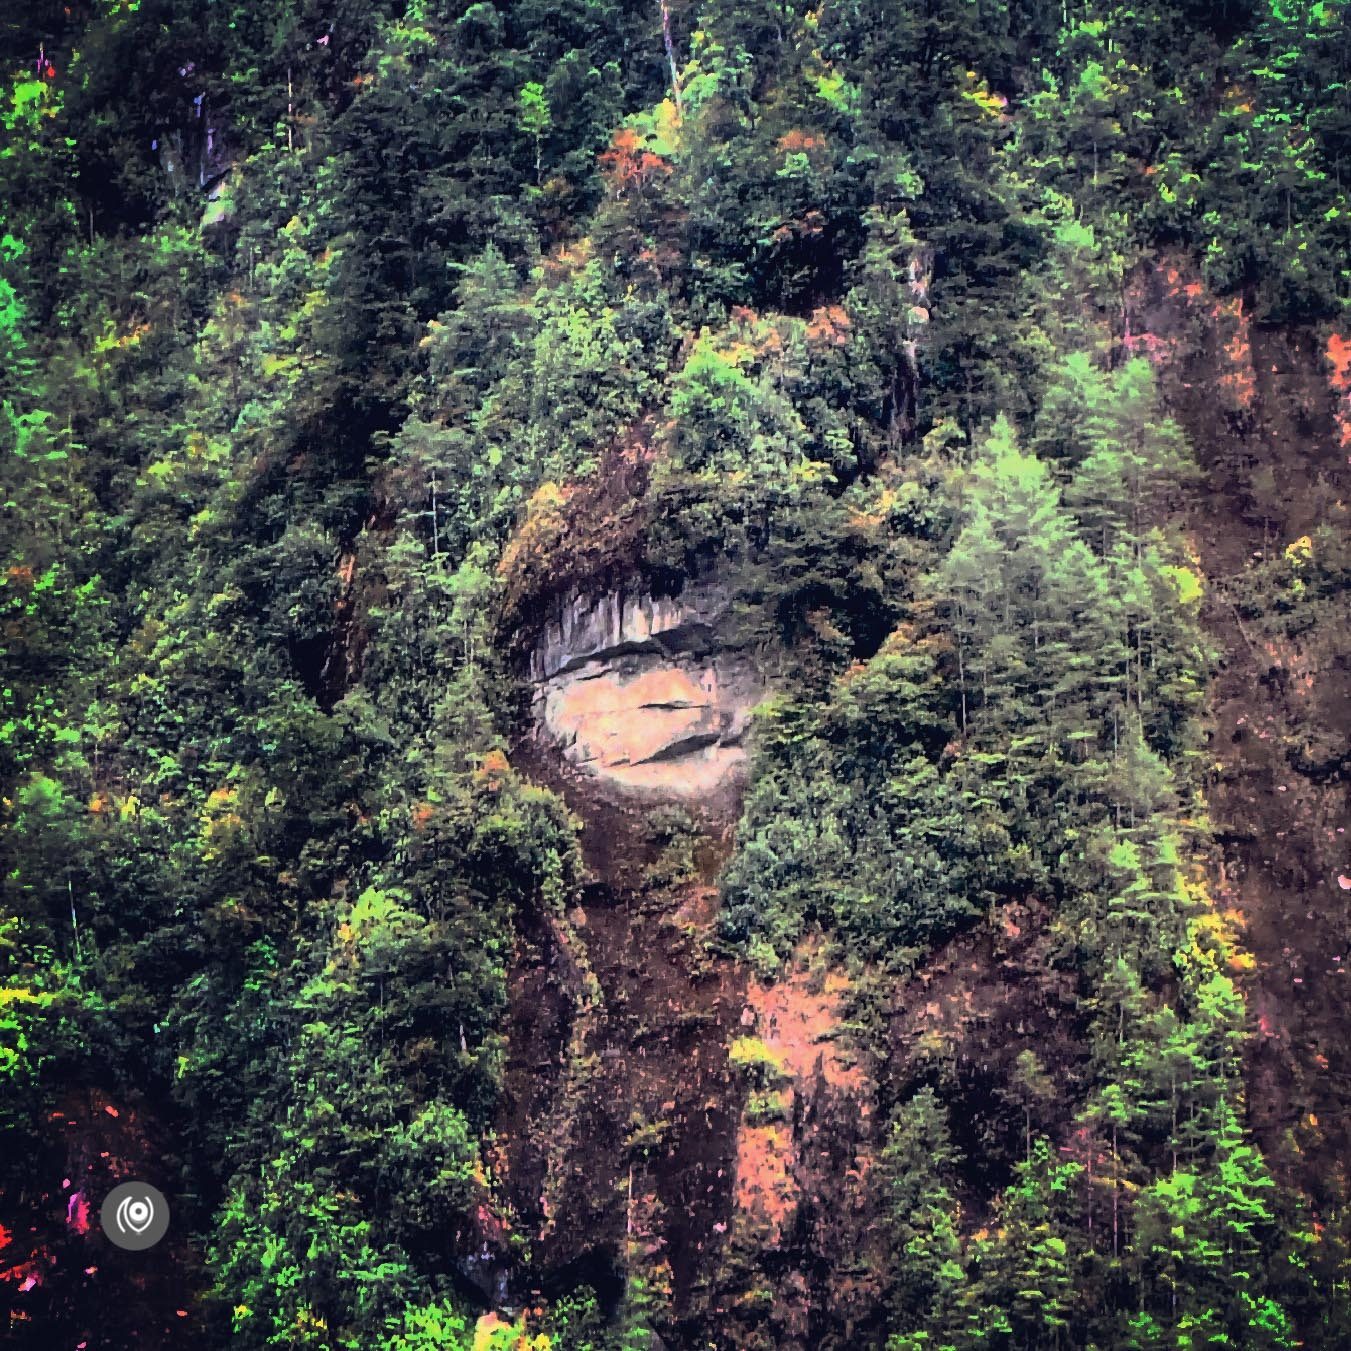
[528,586,768,800]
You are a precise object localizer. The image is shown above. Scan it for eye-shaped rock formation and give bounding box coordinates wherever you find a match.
[529,586,768,799]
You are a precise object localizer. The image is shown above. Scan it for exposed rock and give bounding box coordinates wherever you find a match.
[200,171,236,231]
[714,943,881,1346]
[529,587,768,799]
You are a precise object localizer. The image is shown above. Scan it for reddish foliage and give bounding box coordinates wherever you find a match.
[474,749,510,794]
[806,304,851,347]
[770,209,826,246]
[776,129,827,155]
[1327,333,1351,448]
[65,1192,90,1236]
[599,128,672,195]
[1215,296,1255,409]
[0,1242,47,1293]
[1328,333,1351,391]
[1122,332,1170,363]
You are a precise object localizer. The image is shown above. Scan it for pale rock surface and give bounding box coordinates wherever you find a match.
[529,587,766,798]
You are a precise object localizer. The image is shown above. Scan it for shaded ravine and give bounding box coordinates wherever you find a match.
[1,1086,207,1349]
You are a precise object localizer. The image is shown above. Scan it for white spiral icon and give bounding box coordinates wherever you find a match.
[115,1194,155,1235]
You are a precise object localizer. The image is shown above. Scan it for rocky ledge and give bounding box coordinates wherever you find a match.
[529,587,767,799]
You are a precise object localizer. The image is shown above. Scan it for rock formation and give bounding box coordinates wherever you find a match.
[529,586,768,798]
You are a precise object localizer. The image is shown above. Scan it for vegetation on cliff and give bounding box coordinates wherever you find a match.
[1,0,1348,1347]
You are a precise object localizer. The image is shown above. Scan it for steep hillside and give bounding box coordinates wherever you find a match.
[1189,319,1349,1199]
[1,3,1349,1350]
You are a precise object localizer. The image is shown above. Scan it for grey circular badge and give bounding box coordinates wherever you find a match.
[100,1181,170,1251]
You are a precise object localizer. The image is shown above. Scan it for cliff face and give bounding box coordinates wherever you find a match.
[528,587,768,800]
[512,586,890,1345]
[502,283,1351,1346]
[1187,328,1349,1199]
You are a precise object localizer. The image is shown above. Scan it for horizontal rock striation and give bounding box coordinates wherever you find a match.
[529,587,767,799]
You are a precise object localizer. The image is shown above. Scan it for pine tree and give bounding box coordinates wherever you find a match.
[881,1087,968,1342]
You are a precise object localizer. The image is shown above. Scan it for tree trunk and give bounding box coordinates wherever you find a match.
[661,2,683,117]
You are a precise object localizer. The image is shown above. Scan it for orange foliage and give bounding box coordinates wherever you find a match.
[1328,332,1351,447]
[806,304,851,347]
[776,129,827,154]
[541,237,595,286]
[1328,332,1351,390]
[771,209,825,245]
[479,749,509,776]
[1215,296,1255,409]
[599,127,672,195]
[475,749,510,794]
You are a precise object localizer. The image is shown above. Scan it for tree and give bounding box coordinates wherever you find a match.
[966,1139,1083,1350]
[880,1088,967,1341]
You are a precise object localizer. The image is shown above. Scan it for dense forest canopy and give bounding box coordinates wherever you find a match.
[1,0,1349,1347]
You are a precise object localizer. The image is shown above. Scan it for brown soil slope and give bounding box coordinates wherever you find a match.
[1137,271,1351,1207]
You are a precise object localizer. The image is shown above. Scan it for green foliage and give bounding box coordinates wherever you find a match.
[881,1088,967,1338]
[383,1299,473,1350]
[720,637,993,970]
[0,0,1343,1346]
[544,1286,612,1350]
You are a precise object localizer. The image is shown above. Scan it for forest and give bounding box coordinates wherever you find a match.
[1,0,1349,1347]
